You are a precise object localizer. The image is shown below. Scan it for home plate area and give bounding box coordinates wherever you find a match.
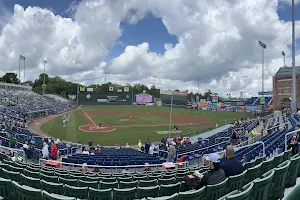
[79,124,116,133]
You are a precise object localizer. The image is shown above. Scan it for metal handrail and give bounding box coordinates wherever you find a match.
[202,141,266,165]
[176,140,230,158]
[284,128,300,151]
[38,158,188,171]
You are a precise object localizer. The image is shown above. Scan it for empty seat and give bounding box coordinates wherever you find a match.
[227,170,247,193]
[13,181,42,200]
[139,179,157,187]
[205,178,228,200]
[42,190,76,200]
[159,182,181,197]
[283,182,300,200]
[225,182,253,200]
[0,177,12,200]
[2,169,20,182]
[148,193,178,200]
[251,170,274,200]
[78,179,99,189]
[178,186,206,200]
[119,181,138,189]
[59,177,78,186]
[158,177,175,185]
[245,163,262,184]
[64,185,88,199]
[40,174,58,183]
[89,188,112,200]
[270,160,290,200]
[99,181,118,189]
[286,154,300,187]
[260,157,273,176]
[113,187,136,200]
[20,174,41,189]
[41,180,64,195]
[137,185,159,199]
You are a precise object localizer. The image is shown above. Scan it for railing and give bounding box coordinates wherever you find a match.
[284,128,300,151]
[38,158,189,173]
[202,141,266,165]
[176,140,230,159]
[0,145,25,161]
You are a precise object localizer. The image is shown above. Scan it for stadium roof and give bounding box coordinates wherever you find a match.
[275,66,300,78]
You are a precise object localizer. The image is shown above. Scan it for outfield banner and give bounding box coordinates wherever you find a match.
[117,88,122,92]
[124,87,129,92]
[109,86,114,92]
[160,90,172,95]
[80,86,86,92]
[172,91,187,96]
[260,97,265,105]
[87,88,94,92]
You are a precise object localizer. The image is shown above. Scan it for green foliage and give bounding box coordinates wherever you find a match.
[0,72,214,100]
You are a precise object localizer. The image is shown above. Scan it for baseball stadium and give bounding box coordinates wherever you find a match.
[0,1,299,200]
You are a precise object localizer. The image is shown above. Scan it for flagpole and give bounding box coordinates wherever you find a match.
[76,83,79,105]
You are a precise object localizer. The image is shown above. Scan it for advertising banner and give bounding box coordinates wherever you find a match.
[124,87,130,92]
[117,88,122,92]
[156,98,162,106]
[80,86,86,92]
[136,94,153,103]
[87,88,94,92]
[212,96,219,102]
[260,97,265,105]
[109,86,114,92]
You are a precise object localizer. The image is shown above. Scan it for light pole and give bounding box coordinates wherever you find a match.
[168,94,174,139]
[282,51,286,67]
[242,76,248,98]
[19,55,25,83]
[103,71,109,83]
[258,40,266,114]
[42,60,47,95]
[291,0,297,113]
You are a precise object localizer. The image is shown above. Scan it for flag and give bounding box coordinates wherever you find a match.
[282,51,285,56]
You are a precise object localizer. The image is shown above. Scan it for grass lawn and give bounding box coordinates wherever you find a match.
[41,105,251,146]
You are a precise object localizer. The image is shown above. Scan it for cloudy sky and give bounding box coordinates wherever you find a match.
[0,0,300,97]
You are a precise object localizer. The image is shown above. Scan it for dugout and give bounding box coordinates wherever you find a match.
[78,92,134,105]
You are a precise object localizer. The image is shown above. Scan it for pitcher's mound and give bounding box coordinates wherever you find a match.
[79,124,116,132]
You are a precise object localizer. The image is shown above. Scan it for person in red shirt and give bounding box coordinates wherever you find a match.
[51,141,58,160]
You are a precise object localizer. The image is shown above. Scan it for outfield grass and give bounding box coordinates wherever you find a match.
[41,105,251,146]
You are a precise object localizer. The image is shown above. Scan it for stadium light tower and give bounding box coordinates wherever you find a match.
[291,0,297,113]
[42,59,47,95]
[168,94,174,138]
[258,40,266,114]
[282,51,286,67]
[103,71,109,83]
[19,55,25,83]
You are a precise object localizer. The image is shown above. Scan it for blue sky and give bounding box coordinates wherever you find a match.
[1,0,299,61]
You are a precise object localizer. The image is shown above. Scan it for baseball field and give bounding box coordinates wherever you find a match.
[38,105,251,146]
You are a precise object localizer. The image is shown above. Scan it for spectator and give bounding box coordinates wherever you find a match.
[9,136,17,148]
[167,143,176,162]
[144,163,151,172]
[82,163,87,173]
[145,140,150,154]
[51,141,58,160]
[138,140,142,149]
[23,141,29,149]
[220,146,243,177]
[195,153,225,189]
[42,142,49,159]
[149,145,154,155]
[122,167,130,174]
[88,140,93,147]
[288,126,300,155]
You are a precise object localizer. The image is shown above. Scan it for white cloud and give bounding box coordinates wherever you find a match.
[0,0,299,97]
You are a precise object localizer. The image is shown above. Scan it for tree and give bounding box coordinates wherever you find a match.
[1,73,20,84]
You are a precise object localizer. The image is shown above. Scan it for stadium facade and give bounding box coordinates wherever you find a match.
[273,66,300,111]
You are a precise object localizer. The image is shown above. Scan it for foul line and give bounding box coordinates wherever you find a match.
[80,107,99,128]
[78,126,116,133]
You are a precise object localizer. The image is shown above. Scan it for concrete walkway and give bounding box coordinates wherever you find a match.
[190,124,233,141]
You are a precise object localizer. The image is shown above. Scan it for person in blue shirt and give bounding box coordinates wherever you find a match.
[220,145,243,177]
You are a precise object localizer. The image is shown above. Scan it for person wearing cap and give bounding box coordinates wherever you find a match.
[220,146,243,177]
[195,153,225,189]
